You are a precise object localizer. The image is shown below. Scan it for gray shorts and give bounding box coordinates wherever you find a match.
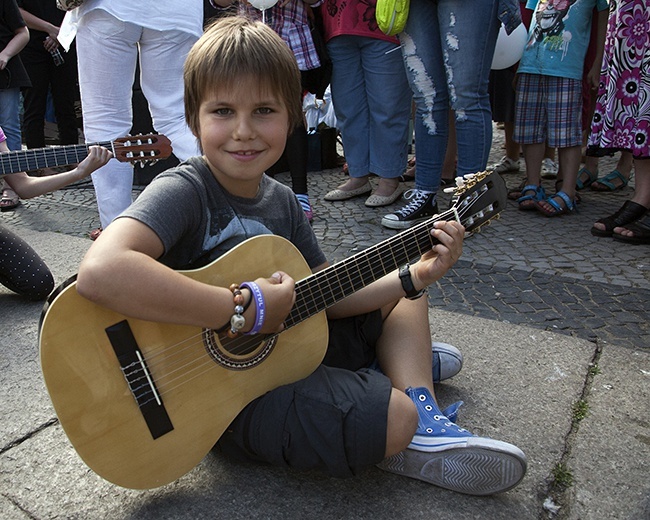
[217,310,392,477]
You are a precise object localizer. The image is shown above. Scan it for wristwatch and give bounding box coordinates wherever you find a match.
[398,264,427,300]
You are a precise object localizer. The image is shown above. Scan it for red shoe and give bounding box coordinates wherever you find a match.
[89,228,103,240]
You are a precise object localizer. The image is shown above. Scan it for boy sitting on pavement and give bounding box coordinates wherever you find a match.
[76,16,526,495]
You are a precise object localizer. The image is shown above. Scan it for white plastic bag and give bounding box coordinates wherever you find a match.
[303,86,337,131]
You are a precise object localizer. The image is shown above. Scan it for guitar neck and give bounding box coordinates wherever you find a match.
[285,208,456,328]
[0,141,113,175]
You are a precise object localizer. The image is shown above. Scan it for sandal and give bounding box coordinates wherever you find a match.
[517,184,545,211]
[554,180,581,204]
[535,191,577,217]
[508,180,527,200]
[612,214,650,245]
[591,201,648,237]
[576,167,597,190]
[590,169,630,192]
[0,189,20,211]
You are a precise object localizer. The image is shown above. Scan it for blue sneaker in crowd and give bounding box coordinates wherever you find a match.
[378,387,527,496]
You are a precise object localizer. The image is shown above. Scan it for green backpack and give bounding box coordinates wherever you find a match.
[376,0,410,36]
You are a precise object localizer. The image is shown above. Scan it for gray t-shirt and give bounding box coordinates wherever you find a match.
[120,156,326,271]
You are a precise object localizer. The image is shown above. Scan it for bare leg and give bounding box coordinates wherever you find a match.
[375,297,434,456]
[503,122,520,163]
[522,142,545,188]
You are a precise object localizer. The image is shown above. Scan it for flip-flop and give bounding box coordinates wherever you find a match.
[591,169,630,192]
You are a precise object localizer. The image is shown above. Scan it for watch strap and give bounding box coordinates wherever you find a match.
[399,264,426,300]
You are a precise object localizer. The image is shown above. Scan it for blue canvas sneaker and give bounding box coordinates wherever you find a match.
[430,342,462,383]
[370,342,463,384]
[378,387,527,495]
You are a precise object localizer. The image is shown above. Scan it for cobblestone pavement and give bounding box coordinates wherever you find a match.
[2,126,648,351]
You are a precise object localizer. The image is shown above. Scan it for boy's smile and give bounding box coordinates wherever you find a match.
[197,79,290,197]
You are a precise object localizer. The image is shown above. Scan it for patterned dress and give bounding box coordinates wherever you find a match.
[588,0,650,159]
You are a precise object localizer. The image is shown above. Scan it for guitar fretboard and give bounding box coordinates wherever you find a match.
[0,141,113,175]
[286,208,457,328]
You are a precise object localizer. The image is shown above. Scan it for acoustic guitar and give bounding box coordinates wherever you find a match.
[0,134,172,175]
[39,170,506,489]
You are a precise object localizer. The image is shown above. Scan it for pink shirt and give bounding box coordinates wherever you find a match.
[320,0,399,44]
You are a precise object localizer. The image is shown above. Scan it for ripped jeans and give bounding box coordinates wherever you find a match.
[401,0,500,192]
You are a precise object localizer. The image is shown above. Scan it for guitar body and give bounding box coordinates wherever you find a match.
[39,235,327,489]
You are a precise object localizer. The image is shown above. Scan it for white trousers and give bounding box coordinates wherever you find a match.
[76,9,200,228]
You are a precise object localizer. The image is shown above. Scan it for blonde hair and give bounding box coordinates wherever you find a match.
[184,16,303,137]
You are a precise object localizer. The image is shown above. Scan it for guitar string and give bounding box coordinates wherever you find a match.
[122,182,496,404]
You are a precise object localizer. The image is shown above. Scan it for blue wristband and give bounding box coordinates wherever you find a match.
[240,282,265,335]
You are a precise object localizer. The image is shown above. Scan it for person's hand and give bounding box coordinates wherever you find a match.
[75,146,113,179]
[410,220,464,289]
[44,36,59,53]
[252,271,296,333]
[0,51,9,70]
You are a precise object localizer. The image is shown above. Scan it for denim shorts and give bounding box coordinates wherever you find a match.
[217,310,392,477]
[514,73,583,148]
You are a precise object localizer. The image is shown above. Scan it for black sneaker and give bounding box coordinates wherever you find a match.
[381,189,438,229]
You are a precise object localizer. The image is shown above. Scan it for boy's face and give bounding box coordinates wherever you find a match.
[196,77,290,197]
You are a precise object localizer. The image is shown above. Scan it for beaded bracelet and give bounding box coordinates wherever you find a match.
[227,283,247,338]
[240,281,265,335]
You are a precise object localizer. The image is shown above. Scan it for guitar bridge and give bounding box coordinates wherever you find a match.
[106,320,174,439]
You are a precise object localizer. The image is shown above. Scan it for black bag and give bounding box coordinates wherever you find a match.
[301,10,332,99]
[307,127,339,172]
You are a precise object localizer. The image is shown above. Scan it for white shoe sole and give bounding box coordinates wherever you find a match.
[381,215,430,229]
[378,437,527,496]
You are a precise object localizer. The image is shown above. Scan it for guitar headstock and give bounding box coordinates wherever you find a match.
[112,134,173,165]
[446,171,507,234]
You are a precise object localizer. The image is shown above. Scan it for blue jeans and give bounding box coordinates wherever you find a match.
[0,88,23,150]
[327,36,411,179]
[402,0,500,192]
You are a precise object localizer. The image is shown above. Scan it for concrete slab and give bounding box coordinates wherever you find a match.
[568,346,650,520]
[0,227,90,448]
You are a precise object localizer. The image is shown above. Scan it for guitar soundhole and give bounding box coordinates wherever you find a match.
[203,329,277,370]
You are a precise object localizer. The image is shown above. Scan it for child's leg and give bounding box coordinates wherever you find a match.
[518,142,546,210]
[284,123,313,220]
[375,297,433,391]
[513,73,548,207]
[556,145,582,200]
[522,142,545,187]
[285,123,309,196]
[534,77,582,216]
[374,295,527,495]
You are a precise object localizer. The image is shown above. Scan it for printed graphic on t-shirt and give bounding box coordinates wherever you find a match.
[529,0,577,58]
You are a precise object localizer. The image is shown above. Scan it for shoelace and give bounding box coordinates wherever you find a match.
[395,189,431,217]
